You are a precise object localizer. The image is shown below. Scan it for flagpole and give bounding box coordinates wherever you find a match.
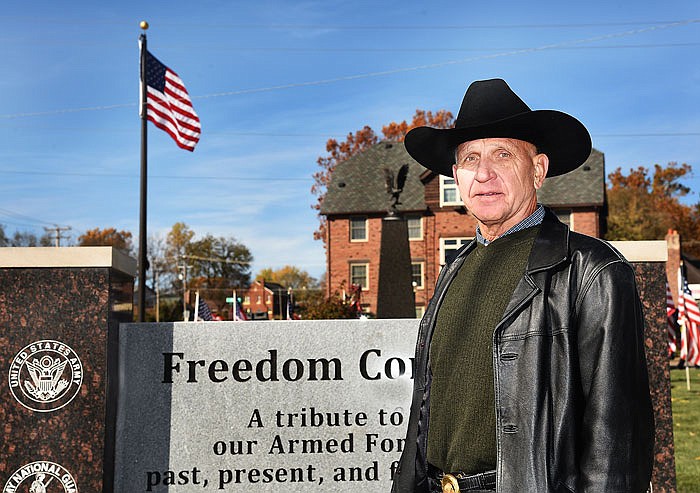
[138,21,149,322]
[194,291,200,321]
[680,262,692,390]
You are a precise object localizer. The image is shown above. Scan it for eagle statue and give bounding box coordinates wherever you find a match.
[383,163,409,213]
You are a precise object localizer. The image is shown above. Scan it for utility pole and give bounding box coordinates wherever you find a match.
[178,261,190,321]
[154,271,160,323]
[44,225,71,247]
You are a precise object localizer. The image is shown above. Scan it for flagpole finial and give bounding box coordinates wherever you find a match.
[140,20,149,30]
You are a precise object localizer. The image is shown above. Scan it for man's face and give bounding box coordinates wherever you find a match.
[452,138,549,238]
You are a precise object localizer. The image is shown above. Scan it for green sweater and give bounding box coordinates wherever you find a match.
[427,226,539,474]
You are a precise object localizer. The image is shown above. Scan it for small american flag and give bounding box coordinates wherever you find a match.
[142,49,201,151]
[197,297,214,321]
[679,276,700,367]
[235,303,248,321]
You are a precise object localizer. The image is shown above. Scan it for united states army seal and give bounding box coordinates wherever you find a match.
[8,340,83,413]
[2,461,78,492]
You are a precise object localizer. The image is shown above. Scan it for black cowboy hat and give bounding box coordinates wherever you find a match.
[404,78,592,177]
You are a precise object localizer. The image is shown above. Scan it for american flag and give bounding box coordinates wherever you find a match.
[679,275,700,367]
[142,49,201,151]
[234,302,247,321]
[666,283,678,355]
[197,297,214,321]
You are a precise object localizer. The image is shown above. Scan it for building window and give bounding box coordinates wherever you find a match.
[440,176,462,207]
[440,237,471,265]
[415,306,426,319]
[350,263,369,290]
[350,217,368,242]
[411,262,424,289]
[407,216,423,240]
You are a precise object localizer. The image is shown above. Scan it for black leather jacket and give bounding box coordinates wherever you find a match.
[392,210,654,492]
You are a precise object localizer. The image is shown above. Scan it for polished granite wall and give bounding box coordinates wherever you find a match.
[634,261,676,493]
[0,249,133,492]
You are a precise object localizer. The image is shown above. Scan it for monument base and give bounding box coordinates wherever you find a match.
[0,247,135,493]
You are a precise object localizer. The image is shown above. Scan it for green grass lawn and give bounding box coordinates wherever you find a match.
[671,367,700,492]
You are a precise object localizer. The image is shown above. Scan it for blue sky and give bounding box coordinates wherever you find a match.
[1,1,698,280]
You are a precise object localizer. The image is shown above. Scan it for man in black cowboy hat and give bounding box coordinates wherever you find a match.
[391,79,654,493]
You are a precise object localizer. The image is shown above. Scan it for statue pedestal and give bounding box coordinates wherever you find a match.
[612,241,677,492]
[376,215,415,318]
[0,247,135,492]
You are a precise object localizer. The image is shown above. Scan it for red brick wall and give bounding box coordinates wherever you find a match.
[327,216,383,312]
[240,281,275,319]
[571,209,601,237]
[327,211,478,315]
[423,174,441,208]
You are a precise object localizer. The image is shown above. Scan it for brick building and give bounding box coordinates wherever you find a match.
[240,280,290,320]
[320,140,606,316]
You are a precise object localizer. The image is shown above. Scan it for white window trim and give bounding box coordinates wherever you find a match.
[407,215,423,241]
[440,237,472,265]
[350,262,370,291]
[411,261,425,290]
[350,217,368,242]
[439,175,463,207]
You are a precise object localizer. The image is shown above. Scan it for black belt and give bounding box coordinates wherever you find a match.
[428,464,496,492]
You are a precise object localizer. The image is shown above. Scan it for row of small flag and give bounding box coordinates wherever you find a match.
[667,272,700,366]
[195,291,298,322]
[195,292,247,322]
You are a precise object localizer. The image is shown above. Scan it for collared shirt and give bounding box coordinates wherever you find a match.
[476,204,545,246]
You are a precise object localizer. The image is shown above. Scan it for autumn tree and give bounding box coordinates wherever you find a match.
[166,222,195,263]
[188,235,252,286]
[605,162,700,256]
[255,265,321,309]
[176,233,252,314]
[159,221,252,289]
[299,288,362,320]
[78,227,133,253]
[311,109,454,242]
[311,125,378,242]
[381,109,454,141]
[255,265,319,290]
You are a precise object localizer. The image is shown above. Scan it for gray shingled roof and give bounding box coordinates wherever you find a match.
[320,141,427,215]
[537,148,605,206]
[320,141,605,215]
